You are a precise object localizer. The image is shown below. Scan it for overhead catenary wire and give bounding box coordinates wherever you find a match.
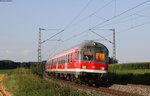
[89,29,112,43]
[41,30,64,44]
[92,7,150,40]
[68,0,115,28]
[46,0,150,59]
[117,21,150,34]
[93,20,150,42]
[59,0,116,44]
[45,0,93,58]
[50,0,115,56]
[62,0,150,43]
[90,0,150,29]
[96,6,150,29]
[134,13,150,18]
[64,0,92,30]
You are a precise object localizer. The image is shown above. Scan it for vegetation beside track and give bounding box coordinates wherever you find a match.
[109,62,150,70]
[0,69,13,74]
[2,68,93,96]
[109,62,150,85]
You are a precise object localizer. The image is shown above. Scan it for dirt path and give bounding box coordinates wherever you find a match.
[0,74,11,96]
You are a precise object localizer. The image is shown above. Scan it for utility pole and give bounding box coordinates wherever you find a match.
[110,29,116,63]
[37,28,64,63]
[38,28,45,62]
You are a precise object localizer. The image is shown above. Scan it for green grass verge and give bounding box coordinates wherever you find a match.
[3,68,94,96]
[0,69,13,74]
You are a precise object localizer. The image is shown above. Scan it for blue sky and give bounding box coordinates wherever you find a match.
[0,0,150,63]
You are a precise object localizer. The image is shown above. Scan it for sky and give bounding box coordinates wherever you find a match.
[0,0,150,63]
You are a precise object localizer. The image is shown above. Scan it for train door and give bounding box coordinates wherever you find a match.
[56,58,58,70]
[65,54,68,71]
[72,52,75,68]
[74,50,79,69]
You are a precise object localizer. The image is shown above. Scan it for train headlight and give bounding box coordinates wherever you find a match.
[101,67,105,70]
[82,66,86,69]
[93,42,97,46]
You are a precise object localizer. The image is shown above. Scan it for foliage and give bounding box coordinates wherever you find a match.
[3,68,92,96]
[0,60,19,69]
[0,60,34,69]
[108,57,118,64]
[0,69,13,74]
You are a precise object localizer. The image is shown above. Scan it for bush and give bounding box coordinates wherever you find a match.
[0,60,19,69]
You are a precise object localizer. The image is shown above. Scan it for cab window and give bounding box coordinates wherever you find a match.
[96,53,105,61]
[83,51,93,61]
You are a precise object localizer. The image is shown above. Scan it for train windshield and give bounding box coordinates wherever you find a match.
[80,46,106,62]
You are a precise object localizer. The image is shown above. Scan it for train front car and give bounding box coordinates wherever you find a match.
[77,41,109,86]
[45,41,109,87]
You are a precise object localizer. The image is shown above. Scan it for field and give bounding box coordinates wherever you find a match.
[109,62,150,85]
[2,68,93,96]
[109,69,150,74]
[0,69,13,74]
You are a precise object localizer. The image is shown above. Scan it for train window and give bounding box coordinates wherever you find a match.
[54,59,56,65]
[65,55,68,63]
[68,53,72,63]
[83,51,93,61]
[75,51,79,60]
[53,58,57,65]
[67,54,69,63]
[60,57,62,64]
[96,53,105,61]
[70,54,72,62]
[50,60,52,65]
[62,56,65,64]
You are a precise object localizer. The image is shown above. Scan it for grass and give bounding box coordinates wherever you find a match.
[0,69,13,74]
[109,64,150,85]
[109,69,150,75]
[3,68,94,96]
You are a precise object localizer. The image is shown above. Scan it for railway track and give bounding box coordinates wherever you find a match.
[127,84,150,89]
[44,73,142,96]
[109,84,150,96]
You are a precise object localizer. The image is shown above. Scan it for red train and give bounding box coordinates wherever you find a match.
[45,41,109,86]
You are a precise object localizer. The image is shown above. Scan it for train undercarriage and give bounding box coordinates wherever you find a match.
[46,71,109,87]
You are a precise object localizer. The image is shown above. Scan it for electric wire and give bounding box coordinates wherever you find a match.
[117,21,150,34]
[41,30,64,44]
[68,0,115,28]
[46,0,93,57]
[94,6,150,29]
[63,0,150,43]
[47,0,150,58]
[91,0,150,29]
[62,0,116,43]
[134,13,150,18]
[93,20,150,42]
[64,0,92,30]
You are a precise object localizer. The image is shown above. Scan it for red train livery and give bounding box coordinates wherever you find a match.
[45,41,109,86]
